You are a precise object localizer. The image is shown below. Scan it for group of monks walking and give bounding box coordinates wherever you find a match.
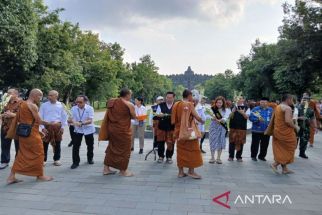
[0,87,320,184]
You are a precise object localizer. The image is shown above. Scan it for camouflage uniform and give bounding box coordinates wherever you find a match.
[297,105,315,155]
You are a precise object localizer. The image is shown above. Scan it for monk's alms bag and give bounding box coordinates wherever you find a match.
[16,108,35,137]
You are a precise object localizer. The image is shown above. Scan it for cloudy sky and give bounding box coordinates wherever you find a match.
[45,0,291,75]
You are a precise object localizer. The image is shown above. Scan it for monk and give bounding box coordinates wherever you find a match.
[271,94,299,174]
[171,89,204,179]
[99,88,136,177]
[7,89,53,184]
[308,100,320,147]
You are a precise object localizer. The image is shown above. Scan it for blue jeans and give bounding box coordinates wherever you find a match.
[1,130,19,163]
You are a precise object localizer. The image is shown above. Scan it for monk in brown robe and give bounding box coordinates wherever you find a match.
[7,89,53,184]
[0,88,22,170]
[271,94,299,174]
[308,100,320,147]
[171,89,204,179]
[99,88,136,177]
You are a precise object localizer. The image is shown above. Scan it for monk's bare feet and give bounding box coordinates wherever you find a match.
[282,167,294,174]
[187,172,202,179]
[103,166,117,175]
[37,176,53,182]
[7,177,23,185]
[178,173,187,178]
[119,170,134,177]
[270,163,279,174]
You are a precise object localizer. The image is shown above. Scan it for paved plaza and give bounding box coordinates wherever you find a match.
[0,130,322,215]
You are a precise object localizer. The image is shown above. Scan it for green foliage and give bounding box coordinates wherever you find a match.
[0,0,38,86]
[233,0,322,100]
[0,0,174,104]
[130,55,173,103]
[204,70,235,100]
[235,41,278,100]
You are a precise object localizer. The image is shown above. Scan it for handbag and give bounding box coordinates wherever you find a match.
[178,102,201,141]
[16,109,35,137]
[264,112,275,136]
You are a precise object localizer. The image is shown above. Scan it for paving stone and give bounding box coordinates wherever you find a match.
[0,131,321,215]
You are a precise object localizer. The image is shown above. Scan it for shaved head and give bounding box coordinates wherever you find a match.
[29,89,43,104]
[29,89,43,97]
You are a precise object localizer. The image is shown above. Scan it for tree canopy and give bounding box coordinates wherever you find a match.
[205,0,322,101]
[0,0,173,104]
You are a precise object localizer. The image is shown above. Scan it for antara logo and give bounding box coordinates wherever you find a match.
[212,191,292,209]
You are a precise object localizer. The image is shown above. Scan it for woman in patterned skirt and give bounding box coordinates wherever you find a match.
[209,96,231,164]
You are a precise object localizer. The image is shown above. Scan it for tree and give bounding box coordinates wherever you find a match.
[173,84,185,100]
[273,0,322,96]
[235,40,278,100]
[204,70,235,100]
[0,0,38,88]
[130,55,173,103]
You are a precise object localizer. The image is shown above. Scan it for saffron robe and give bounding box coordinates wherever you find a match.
[171,101,203,168]
[272,105,297,165]
[99,98,135,170]
[12,102,44,176]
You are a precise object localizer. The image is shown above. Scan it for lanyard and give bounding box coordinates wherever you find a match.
[77,108,86,122]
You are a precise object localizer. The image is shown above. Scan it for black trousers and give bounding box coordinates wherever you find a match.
[1,131,19,163]
[153,136,158,148]
[43,141,61,162]
[69,125,75,143]
[250,132,270,159]
[200,133,206,149]
[229,142,244,159]
[72,133,94,165]
[157,141,174,159]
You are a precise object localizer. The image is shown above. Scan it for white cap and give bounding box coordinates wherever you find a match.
[156,96,164,101]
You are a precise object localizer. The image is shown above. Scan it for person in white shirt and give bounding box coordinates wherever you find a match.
[39,90,68,166]
[70,95,95,169]
[131,97,147,154]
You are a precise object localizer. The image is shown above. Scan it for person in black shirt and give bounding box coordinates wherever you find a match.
[151,96,164,149]
[228,96,250,162]
[155,92,176,164]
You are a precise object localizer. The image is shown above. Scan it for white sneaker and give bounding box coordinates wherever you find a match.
[54,160,62,166]
[157,157,164,163]
[0,163,9,170]
[166,158,173,164]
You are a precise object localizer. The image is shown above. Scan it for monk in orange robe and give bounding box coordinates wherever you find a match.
[271,94,299,174]
[7,89,53,184]
[99,88,136,177]
[171,89,204,179]
[309,100,320,147]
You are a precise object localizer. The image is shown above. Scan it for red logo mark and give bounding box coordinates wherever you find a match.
[212,191,231,209]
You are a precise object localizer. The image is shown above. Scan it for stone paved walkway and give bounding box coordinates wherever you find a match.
[0,131,322,215]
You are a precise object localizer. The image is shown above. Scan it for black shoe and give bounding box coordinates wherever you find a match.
[68,142,73,147]
[131,148,134,151]
[139,149,143,154]
[258,157,266,161]
[70,164,79,169]
[200,149,206,154]
[299,153,308,159]
[88,160,94,165]
[251,157,258,161]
